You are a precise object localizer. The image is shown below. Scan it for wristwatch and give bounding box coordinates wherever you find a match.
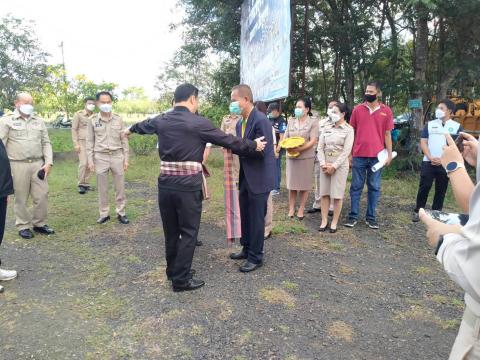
[445,161,465,174]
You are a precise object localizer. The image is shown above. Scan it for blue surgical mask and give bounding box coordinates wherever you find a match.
[294,108,303,118]
[229,101,241,115]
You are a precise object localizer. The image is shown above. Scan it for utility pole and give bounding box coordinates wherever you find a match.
[59,41,69,119]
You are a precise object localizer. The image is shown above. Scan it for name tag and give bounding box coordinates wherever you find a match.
[11,122,26,130]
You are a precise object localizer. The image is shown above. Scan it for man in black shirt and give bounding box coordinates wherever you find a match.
[267,102,287,194]
[0,138,17,293]
[125,84,266,292]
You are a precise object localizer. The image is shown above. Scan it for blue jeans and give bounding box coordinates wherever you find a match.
[348,157,382,222]
[275,150,284,191]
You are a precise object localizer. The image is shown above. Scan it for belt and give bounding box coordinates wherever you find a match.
[325,151,340,157]
[98,149,123,155]
[10,158,43,163]
[160,161,202,176]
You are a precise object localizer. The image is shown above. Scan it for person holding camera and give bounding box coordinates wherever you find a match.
[420,132,479,359]
[413,99,463,222]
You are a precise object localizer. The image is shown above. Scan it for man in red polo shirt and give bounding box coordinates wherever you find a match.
[344,81,394,229]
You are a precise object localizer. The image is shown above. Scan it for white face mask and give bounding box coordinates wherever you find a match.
[19,104,34,116]
[435,108,446,120]
[99,103,112,113]
[86,104,95,112]
[330,113,341,123]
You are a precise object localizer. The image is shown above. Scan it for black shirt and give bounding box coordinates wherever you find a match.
[130,106,258,191]
[0,139,14,198]
[270,115,287,143]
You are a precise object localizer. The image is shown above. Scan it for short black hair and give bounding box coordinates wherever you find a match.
[439,98,456,114]
[84,97,95,103]
[96,91,113,101]
[297,97,313,116]
[174,83,199,103]
[366,80,382,91]
[267,102,280,112]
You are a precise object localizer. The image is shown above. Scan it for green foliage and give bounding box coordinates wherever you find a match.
[128,134,158,156]
[199,103,229,127]
[0,15,49,110]
[48,129,74,153]
[33,68,117,118]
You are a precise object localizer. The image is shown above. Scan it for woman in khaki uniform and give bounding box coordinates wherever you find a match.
[285,98,319,219]
[317,102,354,232]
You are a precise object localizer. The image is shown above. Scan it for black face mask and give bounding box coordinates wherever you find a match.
[364,94,377,103]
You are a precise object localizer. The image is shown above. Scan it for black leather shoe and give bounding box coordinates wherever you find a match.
[97,216,111,224]
[230,251,247,260]
[172,278,205,292]
[78,186,86,194]
[19,229,34,239]
[196,240,203,246]
[33,225,55,235]
[329,227,338,233]
[117,215,129,224]
[307,208,321,214]
[239,261,263,273]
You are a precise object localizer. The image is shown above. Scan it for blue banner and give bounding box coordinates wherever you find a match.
[240,0,291,102]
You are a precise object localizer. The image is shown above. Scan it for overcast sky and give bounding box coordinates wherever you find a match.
[1,0,184,97]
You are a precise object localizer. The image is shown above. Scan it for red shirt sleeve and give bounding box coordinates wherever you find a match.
[350,106,357,129]
[386,107,394,132]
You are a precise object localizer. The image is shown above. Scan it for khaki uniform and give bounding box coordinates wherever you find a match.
[86,113,129,217]
[313,117,333,208]
[72,109,93,186]
[0,111,53,230]
[317,123,354,199]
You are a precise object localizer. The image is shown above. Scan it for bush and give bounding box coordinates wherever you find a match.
[129,134,158,156]
[200,103,229,127]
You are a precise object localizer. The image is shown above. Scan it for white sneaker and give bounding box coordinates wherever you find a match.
[0,268,17,281]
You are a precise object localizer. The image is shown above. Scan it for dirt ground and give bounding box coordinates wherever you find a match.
[0,154,464,360]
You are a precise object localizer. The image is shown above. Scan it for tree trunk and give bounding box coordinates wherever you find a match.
[413,2,429,131]
[300,0,309,97]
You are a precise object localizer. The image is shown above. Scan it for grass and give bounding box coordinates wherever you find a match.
[259,286,296,309]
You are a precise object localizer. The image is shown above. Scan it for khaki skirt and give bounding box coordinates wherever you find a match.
[286,157,314,191]
[319,156,349,199]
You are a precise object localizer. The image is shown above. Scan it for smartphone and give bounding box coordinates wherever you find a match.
[425,209,468,226]
[455,133,464,153]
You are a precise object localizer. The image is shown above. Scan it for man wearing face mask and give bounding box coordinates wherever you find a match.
[87,91,130,225]
[124,83,267,291]
[72,97,96,194]
[267,102,287,195]
[412,99,463,222]
[0,92,54,239]
[229,84,275,273]
[345,81,394,230]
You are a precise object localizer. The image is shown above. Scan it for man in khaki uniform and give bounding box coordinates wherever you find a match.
[87,91,129,225]
[72,97,96,194]
[0,92,54,239]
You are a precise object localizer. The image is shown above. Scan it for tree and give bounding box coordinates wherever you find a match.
[0,15,49,110]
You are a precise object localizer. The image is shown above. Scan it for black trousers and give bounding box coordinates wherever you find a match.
[0,197,7,266]
[239,173,269,264]
[415,161,449,212]
[158,188,203,285]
